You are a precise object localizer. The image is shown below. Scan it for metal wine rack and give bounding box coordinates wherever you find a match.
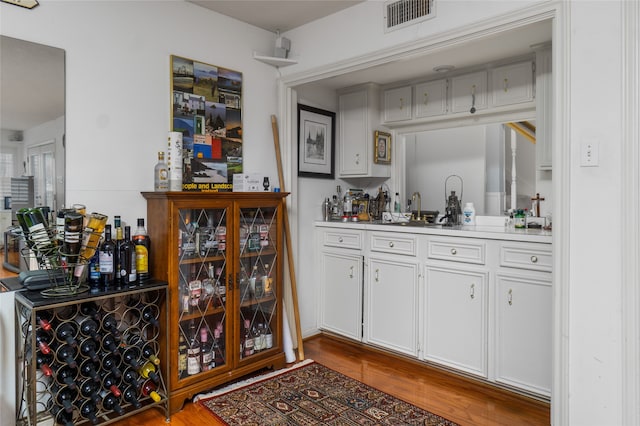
[15,281,169,426]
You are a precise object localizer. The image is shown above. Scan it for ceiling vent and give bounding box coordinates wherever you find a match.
[384,0,435,32]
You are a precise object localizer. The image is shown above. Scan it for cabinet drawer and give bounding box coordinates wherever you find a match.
[370,233,417,256]
[322,229,363,250]
[428,238,486,265]
[500,243,552,272]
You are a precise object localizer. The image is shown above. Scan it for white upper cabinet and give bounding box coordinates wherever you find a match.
[534,44,553,170]
[414,79,448,118]
[450,71,488,114]
[489,60,534,107]
[383,86,412,122]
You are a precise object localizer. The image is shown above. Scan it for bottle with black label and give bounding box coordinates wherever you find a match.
[99,224,115,288]
[133,218,150,282]
[118,226,137,285]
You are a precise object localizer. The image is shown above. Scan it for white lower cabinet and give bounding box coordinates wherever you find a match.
[365,255,419,357]
[424,265,488,377]
[494,272,552,396]
[319,249,364,340]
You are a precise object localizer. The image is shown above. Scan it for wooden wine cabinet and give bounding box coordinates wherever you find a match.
[141,192,288,415]
[15,281,169,425]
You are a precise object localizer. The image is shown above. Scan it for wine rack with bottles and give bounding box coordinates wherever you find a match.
[142,192,288,415]
[15,281,169,425]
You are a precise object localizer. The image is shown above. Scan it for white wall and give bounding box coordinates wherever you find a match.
[0,0,279,226]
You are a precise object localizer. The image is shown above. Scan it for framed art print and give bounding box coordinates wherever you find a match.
[374,130,391,164]
[297,104,335,178]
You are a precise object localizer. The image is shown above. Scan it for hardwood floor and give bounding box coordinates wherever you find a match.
[112,334,550,426]
[1,264,549,426]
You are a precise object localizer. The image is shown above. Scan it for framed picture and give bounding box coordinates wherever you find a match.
[374,131,392,164]
[298,104,335,178]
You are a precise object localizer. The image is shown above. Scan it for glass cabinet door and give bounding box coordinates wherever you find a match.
[237,205,279,361]
[176,206,228,380]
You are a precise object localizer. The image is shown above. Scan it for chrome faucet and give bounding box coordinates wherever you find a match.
[411,192,421,221]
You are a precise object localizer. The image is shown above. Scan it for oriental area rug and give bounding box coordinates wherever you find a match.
[194,359,458,425]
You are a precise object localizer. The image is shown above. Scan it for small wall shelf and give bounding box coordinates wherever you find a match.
[253,52,297,68]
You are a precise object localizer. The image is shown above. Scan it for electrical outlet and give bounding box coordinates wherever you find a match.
[580,140,599,167]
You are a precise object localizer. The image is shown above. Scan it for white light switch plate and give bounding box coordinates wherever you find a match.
[580,140,599,167]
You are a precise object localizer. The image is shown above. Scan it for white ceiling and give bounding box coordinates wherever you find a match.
[188,0,364,33]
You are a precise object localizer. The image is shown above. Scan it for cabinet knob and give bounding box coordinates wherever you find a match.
[388,241,394,248]
[338,237,344,243]
[450,248,457,255]
[530,255,538,263]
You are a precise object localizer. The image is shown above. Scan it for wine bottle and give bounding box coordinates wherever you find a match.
[52,384,79,413]
[154,151,169,192]
[200,327,214,371]
[88,250,100,290]
[54,343,78,368]
[138,361,160,383]
[133,218,151,282]
[118,225,136,285]
[79,358,101,382]
[56,321,79,348]
[101,332,120,355]
[113,216,123,287]
[101,313,121,338]
[99,224,115,288]
[101,391,125,415]
[140,379,162,402]
[102,352,122,378]
[186,320,200,375]
[55,364,79,390]
[75,398,100,424]
[76,316,101,341]
[62,211,83,257]
[140,341,161,366]
[101,371,122,397]
[212,328,224,367]
[78,377,102,404]
[50,402,74,426]
[122,366,143,390]
[122,384,142,408]
[34,328,53,355]
[74,212,108,279]
[35,310,53,331]
[121,345,143,370]
[79,337,100,362]
[19,208,59,267]
[177,334,187,378]
[80,301,101,321]
[141,304,160,328]
[35,350,54,377]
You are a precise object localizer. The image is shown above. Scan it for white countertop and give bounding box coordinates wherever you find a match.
[315,220,552,244]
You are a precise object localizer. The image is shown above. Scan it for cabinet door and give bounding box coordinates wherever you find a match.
[319,249,363,340]
[366,256,419,356]
[383,86,412,122]
[339,90,369,176]
[414,79,447,118]
[450,71,487,114]
[535,46,553,170]
[490,61,534,107]
[236,204,281,364]
[495,273,551,396]
[175,204,232,383]
[424,265,488,377]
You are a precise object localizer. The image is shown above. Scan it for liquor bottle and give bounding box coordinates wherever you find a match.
[122,384,142,408]
[54,343,78,368]
[118,225,137,285]
[199,327,214,371]
[254,323,265,352]
[113,216,123,287]
[102,352,122,378]
[264,323,273,349]
[79,377,102,404]
[76,398,100,424]
[101,371,122,397]
[138,361,160,383]
[121,345,143,370]
[212,328,224,366]
[133,218,150,282]
[216,266,226,306]
[55,365,79,389]
[154,151,169,192]
[177,334,187,378]
[62,211,83,258]
[394,192,401,213]
[242,319,254,358]
[80,301,101,321]
[34,328,53,355]
[186,320,200,375]
[56,321,79,347]
[199,217,216,256]
[79,337,100,362]
[140,378,162,402]
[122,366,143,390]
[79,358,101,382]
[247,226,260,252]
[201,264,216,309]
[99,224,115,288]
[101,391,125,415]
[74,212,108,279]
[52,384,78,414]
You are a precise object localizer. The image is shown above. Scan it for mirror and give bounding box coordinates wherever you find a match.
[404,121,542,216]
[0,35,65,222]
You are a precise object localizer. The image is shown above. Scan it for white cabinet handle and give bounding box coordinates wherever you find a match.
[503,78,509,92]
[423,92,428,105]
[470,283,475,299]
[508,288,513,305]
[388,241,394,248]
[355,153,360,165]
[338,237,343,243]
[348,266,354,279]
[530,255,538,263]
[450,248,457,255]
[399,97,404,110]
[375,268,380,282]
